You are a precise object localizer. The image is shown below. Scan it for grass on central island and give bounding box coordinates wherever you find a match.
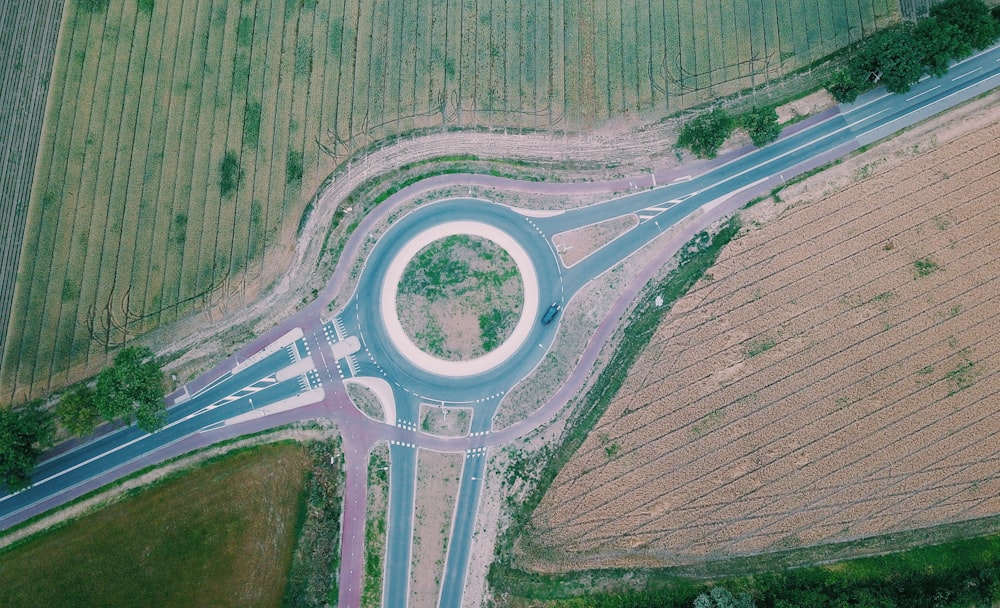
[0,442,312,608]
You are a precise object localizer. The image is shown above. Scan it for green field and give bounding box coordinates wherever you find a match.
[0,442,312,608]
[2,0,899,400]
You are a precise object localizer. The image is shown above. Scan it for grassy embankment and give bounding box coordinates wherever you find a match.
[5,0,898,402]
[0,442,322,608]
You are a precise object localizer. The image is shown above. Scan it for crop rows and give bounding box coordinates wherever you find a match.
[2,0,897,400]
[530,124,1000,569]
[0,0,65,389]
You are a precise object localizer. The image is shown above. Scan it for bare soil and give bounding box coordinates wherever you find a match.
[554,214,640,267]
[522,93,1000,572]
[776,89,835,124]
[409,450,463,607]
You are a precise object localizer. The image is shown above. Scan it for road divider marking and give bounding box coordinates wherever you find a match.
[952,67,981,81]
[906,85,941,101]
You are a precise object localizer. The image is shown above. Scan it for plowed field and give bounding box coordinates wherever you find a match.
[525,111,1000,571]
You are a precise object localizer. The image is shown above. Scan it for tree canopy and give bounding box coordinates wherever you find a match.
[694,586,756,608]
[859,24,925,94]
[677,108,735,159]
[56,385,100,438]
[0,401,55,492]
[827,0,1000,102]
[739,106,782,148]
[931,0,1000,49]
[95,346,166,433]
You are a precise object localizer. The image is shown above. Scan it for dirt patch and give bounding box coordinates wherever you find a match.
[397,235,523,360]
[554,214,640,267]
[776,89,835,124]
[522,93,1000,572]
[419,404,472,437]
[409,450,463,607]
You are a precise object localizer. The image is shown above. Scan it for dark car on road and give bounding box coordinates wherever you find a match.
[541,302,561,324]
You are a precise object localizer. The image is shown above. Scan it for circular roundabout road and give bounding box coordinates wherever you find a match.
[352,198,564,404]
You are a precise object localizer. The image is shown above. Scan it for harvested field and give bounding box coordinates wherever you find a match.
[3,0,898,401]
[523,104,1000,571]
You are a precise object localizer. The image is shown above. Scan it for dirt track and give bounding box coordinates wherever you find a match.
[525,96,1000,572]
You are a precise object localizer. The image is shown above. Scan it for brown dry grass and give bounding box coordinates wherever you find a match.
[409,449,463,607]
[523,99,1000,572]
[554,214,639,267]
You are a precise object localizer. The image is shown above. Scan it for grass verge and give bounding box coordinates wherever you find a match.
[282,439,345,608]
[362,444,390,608]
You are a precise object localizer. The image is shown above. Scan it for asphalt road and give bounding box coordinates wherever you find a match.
[2,43,998,608]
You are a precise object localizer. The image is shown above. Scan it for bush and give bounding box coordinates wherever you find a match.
[219,151,242,197]
[677,108,735,159]
[739,106,781,148]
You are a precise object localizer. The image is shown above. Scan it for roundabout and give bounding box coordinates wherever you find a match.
[380,220,540,378]
[348,198,565,405]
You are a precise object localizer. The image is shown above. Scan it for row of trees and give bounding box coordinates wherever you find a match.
[828,0,1000,102]
[676,105,782,159]
[1,347,166,491]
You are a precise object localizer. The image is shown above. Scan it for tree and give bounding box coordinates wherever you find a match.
[677,108,735,159]
[95,346,167,433]
[740,106,782,148]
[930,0,1000,50]
[828,65,871,103]
[56,385,100,437]
[858,25,925,94]
[0,401,55,491]
[914,17,973,76]
[694,586,756,608]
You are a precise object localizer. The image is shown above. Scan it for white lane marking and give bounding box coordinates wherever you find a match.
[858,72,1000,140]
[952,67,981,81]
[906,85,941,101]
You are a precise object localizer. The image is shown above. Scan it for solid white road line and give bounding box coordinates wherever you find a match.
[906,85,941,102]
[952,67,982,81]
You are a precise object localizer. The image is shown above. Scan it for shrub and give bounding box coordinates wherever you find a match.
[677,108,735,159]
